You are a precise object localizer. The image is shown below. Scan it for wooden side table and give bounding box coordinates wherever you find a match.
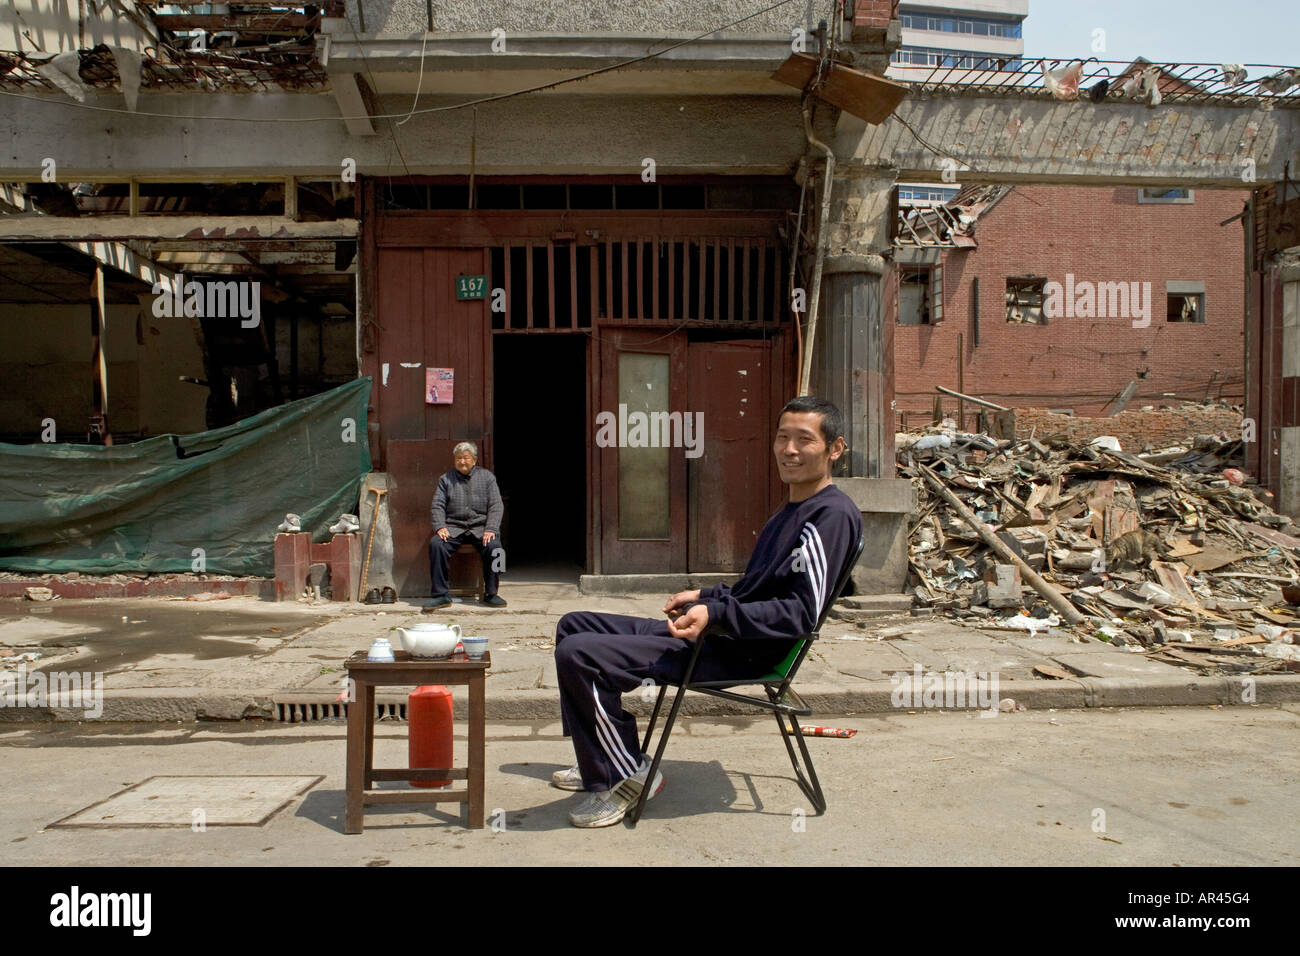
[343,650,489,833]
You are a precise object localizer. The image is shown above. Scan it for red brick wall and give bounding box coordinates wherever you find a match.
[895,185,1249,422]
[853,0,897,29]
[1014,406,1243,452]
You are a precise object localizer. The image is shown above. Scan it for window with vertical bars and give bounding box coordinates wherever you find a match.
[487,238,788,330]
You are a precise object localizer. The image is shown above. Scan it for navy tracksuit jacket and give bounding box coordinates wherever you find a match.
[554,483,862,792]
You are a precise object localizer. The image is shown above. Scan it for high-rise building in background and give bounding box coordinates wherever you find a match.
[889,1,1028,206]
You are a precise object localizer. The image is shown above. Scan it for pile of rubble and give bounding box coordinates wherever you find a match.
[898,425,1300,676]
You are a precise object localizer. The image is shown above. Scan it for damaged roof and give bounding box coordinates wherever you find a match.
[895,183,1013,249]
[0,2,338,99]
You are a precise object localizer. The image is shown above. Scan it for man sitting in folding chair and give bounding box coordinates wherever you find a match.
[553,396,864,828]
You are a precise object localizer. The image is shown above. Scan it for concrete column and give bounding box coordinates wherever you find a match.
[819,253,887,476]
[810,165,897,478]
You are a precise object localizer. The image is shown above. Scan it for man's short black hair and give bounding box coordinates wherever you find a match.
[779,396,845,447]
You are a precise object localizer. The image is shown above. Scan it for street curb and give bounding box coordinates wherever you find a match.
[0,579,274,600]
[3,675,1298,723]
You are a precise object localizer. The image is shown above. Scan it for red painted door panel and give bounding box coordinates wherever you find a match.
[374,247,489,596]
[687,339,778,571]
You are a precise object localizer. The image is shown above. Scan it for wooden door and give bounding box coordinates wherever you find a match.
[687,338,778,571]
[372,247,490,596]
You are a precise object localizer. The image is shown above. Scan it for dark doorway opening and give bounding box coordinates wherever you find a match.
[492,335,587,578]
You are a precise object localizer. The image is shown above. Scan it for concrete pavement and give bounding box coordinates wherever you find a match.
[2,706,1297,865]
[2,582,1299,723]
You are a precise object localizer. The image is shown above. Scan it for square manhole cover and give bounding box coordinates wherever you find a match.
[50,775,323,828]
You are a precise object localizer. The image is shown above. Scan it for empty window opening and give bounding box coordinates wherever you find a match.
[1006,276,1047,324]
[1167,292,1205,323]
[1138,188,1194,204]
[899,265,942,325]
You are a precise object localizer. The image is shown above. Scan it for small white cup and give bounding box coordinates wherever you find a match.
[462,637,488,660]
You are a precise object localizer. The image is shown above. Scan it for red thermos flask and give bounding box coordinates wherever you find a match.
[408,685,453,787]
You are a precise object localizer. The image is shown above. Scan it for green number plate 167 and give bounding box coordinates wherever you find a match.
[456,274,487,300]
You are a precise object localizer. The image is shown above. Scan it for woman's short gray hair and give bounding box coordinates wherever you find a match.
[453,441,478,460]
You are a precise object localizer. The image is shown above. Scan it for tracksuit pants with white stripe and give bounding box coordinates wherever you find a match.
[554,610,781,793]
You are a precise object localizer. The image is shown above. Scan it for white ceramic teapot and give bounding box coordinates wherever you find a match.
[396,622,461,659]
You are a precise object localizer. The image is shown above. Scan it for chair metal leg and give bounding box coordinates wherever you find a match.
[773,708,827,814]
[640,684,669,754]
[627,682,688,827]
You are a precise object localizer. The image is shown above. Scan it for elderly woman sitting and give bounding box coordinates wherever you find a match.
[426,440,507,610]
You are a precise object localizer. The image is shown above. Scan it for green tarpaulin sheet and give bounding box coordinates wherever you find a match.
[0,378,372,576]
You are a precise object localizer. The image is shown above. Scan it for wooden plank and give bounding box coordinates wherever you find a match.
[756,242,767,324]
[546,241,556,329]
[666,239,676,320]
[713,240,721,321]
[90,263,109,442]
[364,790,469,805]
[468,673,485,827]
[697,239,706,321]
[502,242,512,328]
[1241,522,1300,550]
[741,239,751,322]
[525,242,534,329]
[1181,544,1250,572]
[370,768,468,781]
[588,245,598,326]
[1166,536,1204,558]
[770,53,909,124]
[624,239,634,321]
[652,237,660,318]
[604,242,613,323]
[344,681,369,833]
[775,243,786,324]
[681,238,691,319]
[1152,561,1199,608]
[724,239,734,321]
[1222,634,1268,647]
[569,240,578,328]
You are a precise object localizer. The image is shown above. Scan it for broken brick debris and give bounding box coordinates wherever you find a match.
[899,421,1300,675]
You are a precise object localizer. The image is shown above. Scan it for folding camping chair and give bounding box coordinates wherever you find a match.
[627,534,866,826]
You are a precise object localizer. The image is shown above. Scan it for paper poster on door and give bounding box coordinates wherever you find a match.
[426,367,454,404]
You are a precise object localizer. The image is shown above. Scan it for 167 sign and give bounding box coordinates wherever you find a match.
[457,274,487,300]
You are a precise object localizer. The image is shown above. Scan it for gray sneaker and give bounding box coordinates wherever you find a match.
[551,765,584,791]
[567,759,665,828]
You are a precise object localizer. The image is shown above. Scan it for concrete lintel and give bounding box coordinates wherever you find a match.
[3,91,806,177]
[0,217,359,242]
[859,96,1299,187]
[834,477,917,515]
[894,246,944,265]
[833,162,900,183]
[319,29,796,72]
[823,253,887,277]
[897,170,1265,190]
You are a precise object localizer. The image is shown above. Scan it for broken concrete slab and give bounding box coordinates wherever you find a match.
[1048,652,1190,679]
